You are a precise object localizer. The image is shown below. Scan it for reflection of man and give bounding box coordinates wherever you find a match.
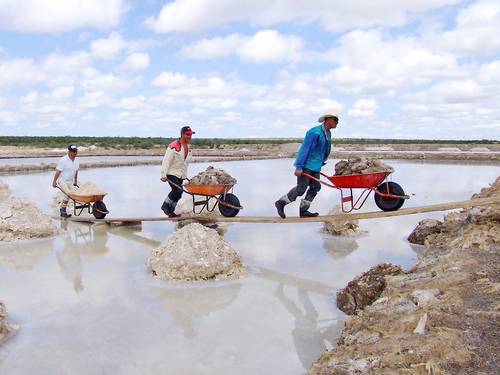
[275,109,340,218]
[56,237,84,293]
[160,126,194,218]
[275,284,334,370]
[52,144,79,218]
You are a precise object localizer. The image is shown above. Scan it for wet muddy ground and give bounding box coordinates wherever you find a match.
[0,159,498,374]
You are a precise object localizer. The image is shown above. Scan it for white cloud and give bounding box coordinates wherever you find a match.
[180,30,303,63]
[151,72,190,87]
[122,52,150,70]
[0,0,126,33]
[0,58,45,87]
[323,29,460,95]
[117,95,146,110]
[0,110,23,125]
[90,32,128,60]
[78,91,113,109]
[348,98,377,118]
[428,0,500,55]
[51,86,75,101]
[146,0,460,33]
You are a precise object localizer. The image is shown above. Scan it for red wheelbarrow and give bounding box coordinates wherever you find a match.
[302,171,409,213]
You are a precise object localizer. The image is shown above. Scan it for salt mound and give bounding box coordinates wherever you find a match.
[1,301,18,345]
[190,166,237,185]
[146,223,245,281]
[322,206,361,236]
[0,180,9,193]
[71,182,106,196]
[0,196,59,241]
[334,157,394,176]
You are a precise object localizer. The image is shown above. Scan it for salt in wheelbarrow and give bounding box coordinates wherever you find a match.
[57,186,109,219]
[302,171,409,213]
[168,180,243,217]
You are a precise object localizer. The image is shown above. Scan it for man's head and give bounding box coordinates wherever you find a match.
[180,126,195,142]
[318,109,341,130]
[67,144,78,160]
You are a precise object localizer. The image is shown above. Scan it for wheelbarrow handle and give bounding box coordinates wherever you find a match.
[302,173,337,189]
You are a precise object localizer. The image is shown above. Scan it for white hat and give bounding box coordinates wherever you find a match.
[318,109,341,123]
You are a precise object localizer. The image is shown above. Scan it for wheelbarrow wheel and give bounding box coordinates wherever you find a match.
[92,200,108,219]
[374,182,405,212]
[218,193,240,217]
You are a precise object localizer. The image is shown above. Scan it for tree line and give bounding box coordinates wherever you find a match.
[0,136,497,149]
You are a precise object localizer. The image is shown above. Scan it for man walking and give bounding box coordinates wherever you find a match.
[52,144,79,218]
[160,126,195,218]
[275,109,340,218]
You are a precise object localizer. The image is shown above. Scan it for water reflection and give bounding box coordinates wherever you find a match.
[0,238,54,271]
[54,223,110,293]
[322,235,359,259]
[149,283,242,339]
[275,284,338,370]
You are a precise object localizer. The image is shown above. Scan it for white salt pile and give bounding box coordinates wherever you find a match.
[190,166,237,185]
[0,196,59,241]
[146,223,245,281]
[0,180,9,194]
[322,206,361,236]
[70,182,106,196]
[334,157,394,176]
[0,301,18,345]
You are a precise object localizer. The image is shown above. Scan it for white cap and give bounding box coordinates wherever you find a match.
[318,108,341,123]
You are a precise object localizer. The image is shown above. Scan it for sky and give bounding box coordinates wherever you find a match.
[0,0,499,140]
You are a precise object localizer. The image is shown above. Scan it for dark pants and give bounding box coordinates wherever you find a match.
[286,169,321,203]
[166,175,184,203]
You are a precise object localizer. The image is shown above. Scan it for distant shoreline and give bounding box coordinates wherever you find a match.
[0,143,499,176]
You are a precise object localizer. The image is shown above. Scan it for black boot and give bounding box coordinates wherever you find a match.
[60,207,72,218]
[161,201,172,216]
[274,200,286,218]
[299,199,318,218]
[161,201,181,218]
[299,210,319,218]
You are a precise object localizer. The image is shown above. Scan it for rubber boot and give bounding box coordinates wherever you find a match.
[299,199,319,218]
[161,199,180,218]
[274,195,291,219]
[60,206,72,218]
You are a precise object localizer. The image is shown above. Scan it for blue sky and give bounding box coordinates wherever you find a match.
[0,0,499,139]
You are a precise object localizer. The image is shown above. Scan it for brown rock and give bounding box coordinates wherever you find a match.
[407,219,443,245]
[336,263,402,315]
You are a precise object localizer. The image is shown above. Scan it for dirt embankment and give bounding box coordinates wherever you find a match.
[308,177,500,374]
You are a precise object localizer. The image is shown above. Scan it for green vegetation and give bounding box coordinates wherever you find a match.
[0,136,497,149]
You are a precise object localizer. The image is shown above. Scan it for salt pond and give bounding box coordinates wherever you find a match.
[0,159,498,374]
[0,155,163,166]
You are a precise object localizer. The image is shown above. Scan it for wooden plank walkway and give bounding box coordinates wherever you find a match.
[64,196,499,224]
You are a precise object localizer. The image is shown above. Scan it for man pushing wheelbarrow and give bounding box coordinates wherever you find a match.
[160,126,195,217]
[275,109,340,218]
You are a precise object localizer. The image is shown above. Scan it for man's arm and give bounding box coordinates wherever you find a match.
[294,131,317,175]
[160,148,174,181]
[52,170,61,188]
[73,170,78,186]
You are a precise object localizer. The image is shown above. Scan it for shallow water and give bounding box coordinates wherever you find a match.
[0,159,498,374]
[0,155,163,166]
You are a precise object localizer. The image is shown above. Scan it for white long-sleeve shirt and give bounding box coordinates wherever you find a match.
[160,140,192,179]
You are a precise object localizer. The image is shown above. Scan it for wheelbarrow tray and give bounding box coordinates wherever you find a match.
[184,184,234,196]
[67,193,107,203]
[326,171,390,188]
